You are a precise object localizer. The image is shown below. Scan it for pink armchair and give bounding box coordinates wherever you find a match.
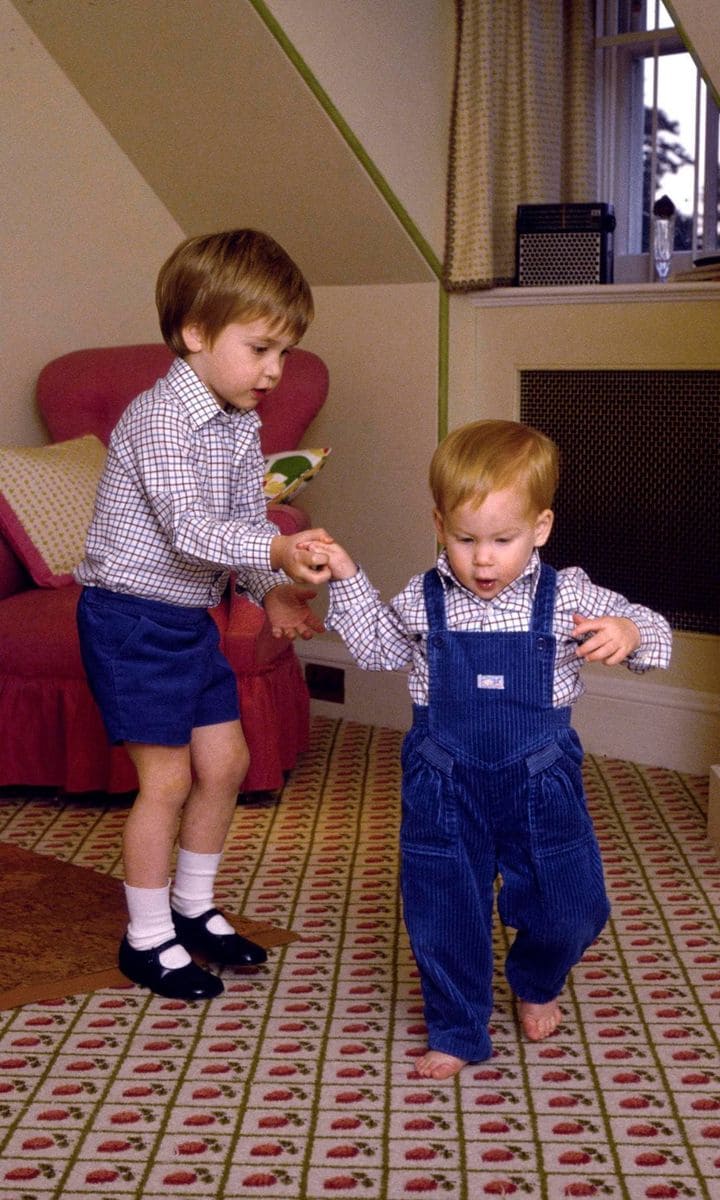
[0,343,329,795]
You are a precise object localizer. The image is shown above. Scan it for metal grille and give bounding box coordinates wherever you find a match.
[520,369,719,634]
[517,233,604,286]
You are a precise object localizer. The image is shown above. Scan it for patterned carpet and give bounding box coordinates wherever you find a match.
[0,716,717,1200]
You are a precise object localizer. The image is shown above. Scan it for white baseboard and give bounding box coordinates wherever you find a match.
[296,637,412,732]
[295,635,357,670]
[573,672,719,774]
[296,639,719,775]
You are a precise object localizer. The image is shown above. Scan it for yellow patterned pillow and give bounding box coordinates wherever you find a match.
[0,436,106,587]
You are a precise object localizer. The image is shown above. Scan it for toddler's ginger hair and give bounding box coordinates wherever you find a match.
[430,419,559,517]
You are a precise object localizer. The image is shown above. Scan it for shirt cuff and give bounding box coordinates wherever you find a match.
[327,567,370,604]
[235,567,289,605]
[626,621,671,671]
[237,527,276,573]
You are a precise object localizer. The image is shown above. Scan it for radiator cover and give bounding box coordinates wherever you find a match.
[520,368,719,634]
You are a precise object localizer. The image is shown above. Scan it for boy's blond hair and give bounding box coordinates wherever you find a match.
[430,419,559,517]
[156,229,314,356]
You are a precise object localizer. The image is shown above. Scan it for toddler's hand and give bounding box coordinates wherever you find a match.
[300,538,357,581]
[572,613,640,665]
[271,528,333,585]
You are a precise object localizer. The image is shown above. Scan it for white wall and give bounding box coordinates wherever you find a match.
[301,282,440,603]
[264,0,455,258]
[2,0,182,445]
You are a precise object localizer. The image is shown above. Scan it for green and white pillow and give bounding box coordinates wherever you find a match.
[262,447,331,503]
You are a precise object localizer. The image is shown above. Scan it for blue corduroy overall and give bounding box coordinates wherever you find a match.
[399,565,610,1062]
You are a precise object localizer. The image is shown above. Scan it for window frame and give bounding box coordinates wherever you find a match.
[596,4,718,282]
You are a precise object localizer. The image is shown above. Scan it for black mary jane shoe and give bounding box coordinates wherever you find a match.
[171,907,268,966]
[118,935,224,1000]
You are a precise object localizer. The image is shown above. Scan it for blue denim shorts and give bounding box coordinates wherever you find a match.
[76,588,240,746]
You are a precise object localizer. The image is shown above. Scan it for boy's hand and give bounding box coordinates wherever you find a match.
[572,613,641,665]
[300,538,358,581]
[264,584,325,640]
[271,528,333,584]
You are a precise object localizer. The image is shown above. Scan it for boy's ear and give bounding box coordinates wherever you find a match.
[534,509,554,547]
[181,323,205,354]
[432,508,446,543]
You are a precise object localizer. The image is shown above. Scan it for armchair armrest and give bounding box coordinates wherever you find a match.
[266,502,312,536]
[0,533,32,600]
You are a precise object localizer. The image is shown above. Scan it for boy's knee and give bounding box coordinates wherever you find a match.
[127,744,193,808]
[199,742,250,795]
[156,763,194,808]
[227,747,250,793]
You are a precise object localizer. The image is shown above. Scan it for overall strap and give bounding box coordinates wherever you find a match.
[423,569,447,632]
[529,563,558,634]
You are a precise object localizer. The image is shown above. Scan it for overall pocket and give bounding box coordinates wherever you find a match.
[526,731,594,859]
[400,731,458,858]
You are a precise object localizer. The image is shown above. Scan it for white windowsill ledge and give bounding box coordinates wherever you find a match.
[469,281,720,307]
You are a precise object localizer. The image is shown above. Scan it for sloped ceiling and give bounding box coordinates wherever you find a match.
[11,0,434,286]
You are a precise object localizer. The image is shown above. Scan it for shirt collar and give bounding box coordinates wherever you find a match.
[166,357,261,433]
[435,547,542,603]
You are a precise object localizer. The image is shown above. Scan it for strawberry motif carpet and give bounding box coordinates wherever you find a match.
[0,716,717,1200]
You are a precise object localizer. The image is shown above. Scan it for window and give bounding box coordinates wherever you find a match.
[596,0,720,282]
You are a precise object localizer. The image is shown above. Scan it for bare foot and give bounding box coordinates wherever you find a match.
[518,998,562,1041]
[414,1050,467,1080]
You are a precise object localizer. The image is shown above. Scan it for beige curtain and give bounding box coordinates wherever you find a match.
[444,0,598,291]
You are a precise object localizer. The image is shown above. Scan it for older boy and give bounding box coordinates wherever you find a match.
[76,229,332,1001]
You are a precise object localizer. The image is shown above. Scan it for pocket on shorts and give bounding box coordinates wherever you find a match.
[527,731,594,859]
[400,732,458,858]
[79,592,153,656]
[77,594,147,680]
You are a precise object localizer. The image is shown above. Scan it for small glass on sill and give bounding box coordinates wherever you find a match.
[652,195,676,282]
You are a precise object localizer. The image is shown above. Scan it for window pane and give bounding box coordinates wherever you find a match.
[642,52,696,250]
[704,108,720,255]
[656,2,673,30]
[639,1,674,31]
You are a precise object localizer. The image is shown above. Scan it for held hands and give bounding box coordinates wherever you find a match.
[572,613,641,665]
[300,538,358,581]
[271,528,333,585]
[264,584,325,641]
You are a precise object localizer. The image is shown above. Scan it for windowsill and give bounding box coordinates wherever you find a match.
[469,281,720,307]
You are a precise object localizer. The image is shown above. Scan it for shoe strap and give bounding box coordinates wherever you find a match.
[173,906,224,924]
[154,936,185,954]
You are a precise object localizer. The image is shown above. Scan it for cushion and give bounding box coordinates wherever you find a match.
[262,447,331,503]
[0,436,106,587]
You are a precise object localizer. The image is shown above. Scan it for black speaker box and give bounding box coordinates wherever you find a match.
[516,203,615,286]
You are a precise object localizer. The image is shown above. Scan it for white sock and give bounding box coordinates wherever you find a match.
[171,849,235,936]
[124,882,191,969]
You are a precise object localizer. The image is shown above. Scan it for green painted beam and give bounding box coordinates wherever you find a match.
[249,0,449,450]
[248,0,444,280]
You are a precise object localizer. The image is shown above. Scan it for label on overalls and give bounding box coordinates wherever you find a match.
[476,674,505,689]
